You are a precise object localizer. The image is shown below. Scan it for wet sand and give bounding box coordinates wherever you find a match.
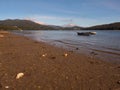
[0,31,120,90]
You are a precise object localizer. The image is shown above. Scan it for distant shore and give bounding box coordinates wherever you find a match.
[0,19,120,30]
[0,31,120,90]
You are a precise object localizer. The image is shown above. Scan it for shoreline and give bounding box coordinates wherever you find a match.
[0,31,120,90]
[13,30,120,64]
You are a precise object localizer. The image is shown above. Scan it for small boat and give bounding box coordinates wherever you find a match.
[77,32,96,36]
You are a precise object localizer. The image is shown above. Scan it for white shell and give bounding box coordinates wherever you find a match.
[42,53,47,57]
[64,53,68,57]
[16,72,24,79]
[5,86,9,88]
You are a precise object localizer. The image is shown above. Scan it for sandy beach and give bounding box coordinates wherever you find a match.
[0,31,120,90]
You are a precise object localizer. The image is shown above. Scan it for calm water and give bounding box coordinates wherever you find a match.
[13,30,120,63]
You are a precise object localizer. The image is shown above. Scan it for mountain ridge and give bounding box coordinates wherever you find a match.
[0,19,120,30]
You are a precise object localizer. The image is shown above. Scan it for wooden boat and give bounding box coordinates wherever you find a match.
[77,32,96,36]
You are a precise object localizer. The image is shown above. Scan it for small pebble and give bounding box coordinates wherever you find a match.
[65,76,69,79]
[38,86,41,88]
[5,86,9,89]
[0,35,4,38]
[76,48,79,50]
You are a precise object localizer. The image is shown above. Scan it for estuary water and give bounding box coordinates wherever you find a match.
[13,30,120,64]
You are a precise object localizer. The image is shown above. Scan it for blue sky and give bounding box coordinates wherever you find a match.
[0,0,120,26]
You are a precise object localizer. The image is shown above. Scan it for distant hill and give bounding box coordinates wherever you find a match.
[83,22,120,30]
[0,19,57,30]
[0,19,83,30]
[0,19,120,30]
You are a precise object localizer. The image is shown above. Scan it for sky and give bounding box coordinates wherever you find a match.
[0,0,120,27]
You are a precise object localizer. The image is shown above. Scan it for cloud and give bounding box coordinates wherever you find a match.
[34,21,46,25]
[27,15,97,26]
[31,15,62,20]
[24,17,46,25]
[30,15,75,22]
[26,14,120,27]
[27,15,70,22]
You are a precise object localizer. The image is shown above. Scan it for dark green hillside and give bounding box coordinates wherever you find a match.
[83,22,120,30]
[0,19,56,30]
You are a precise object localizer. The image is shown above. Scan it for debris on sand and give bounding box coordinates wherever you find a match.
[91,51,97,55]
[76,48,79,50]
[50,56,56,59]
[117,80,120,84]
[16,72,24,79]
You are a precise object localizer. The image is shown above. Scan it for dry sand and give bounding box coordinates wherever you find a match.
[0,31,120,90]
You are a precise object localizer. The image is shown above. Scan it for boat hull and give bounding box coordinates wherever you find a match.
[77,32,96,36]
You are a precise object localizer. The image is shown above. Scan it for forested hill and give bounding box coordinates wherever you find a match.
[83,22,120,30]
[0,19,57,30]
